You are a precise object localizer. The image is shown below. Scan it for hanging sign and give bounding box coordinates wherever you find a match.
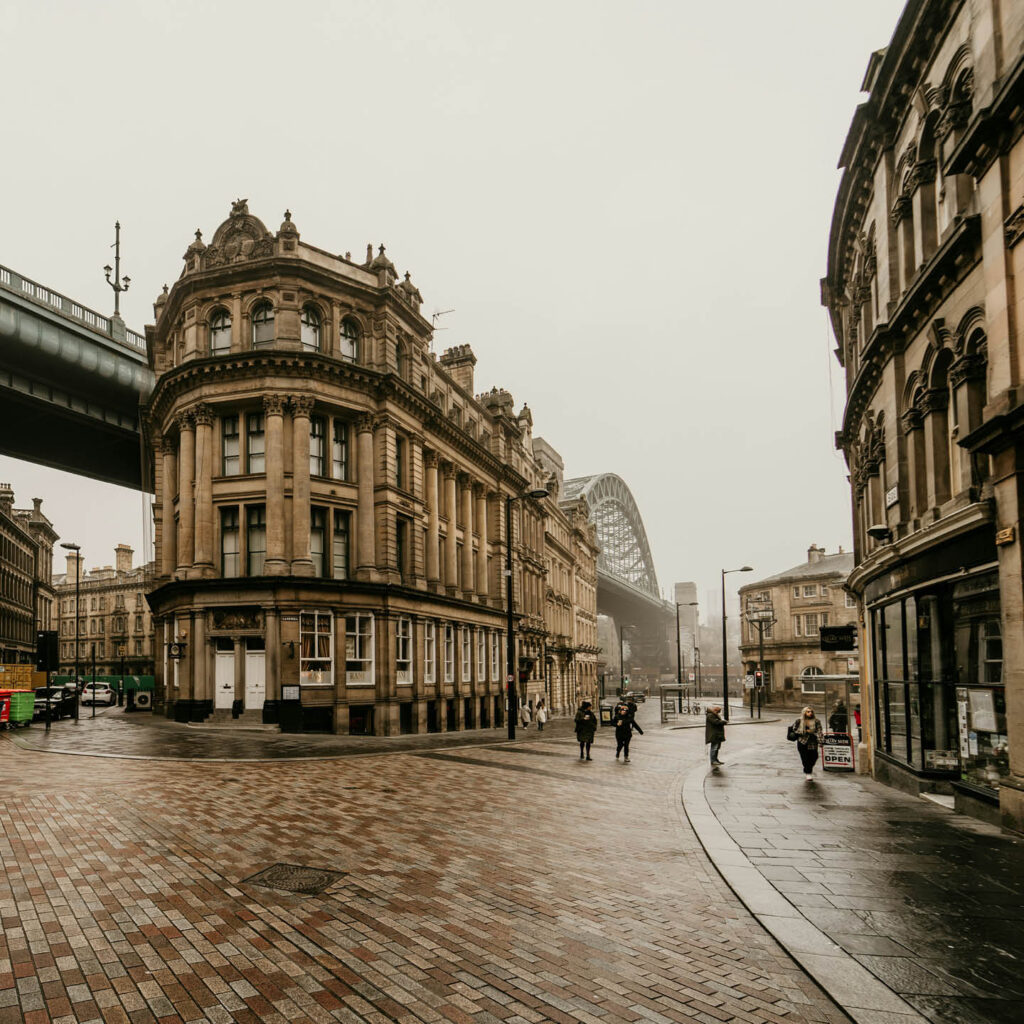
[821,733,855,772]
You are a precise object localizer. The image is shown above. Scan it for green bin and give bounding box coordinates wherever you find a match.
[10,689,34,725]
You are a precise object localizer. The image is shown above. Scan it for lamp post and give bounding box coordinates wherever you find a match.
[619,624,631,696]
[721,566,753,721]
[744,596,776,720]
[675,601,700,710]
[694,644,702,697]
[60,542,81,723]
[506,488,550,740]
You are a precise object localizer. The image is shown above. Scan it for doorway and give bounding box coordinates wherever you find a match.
[245,642,266,712]
[214,647,234,710]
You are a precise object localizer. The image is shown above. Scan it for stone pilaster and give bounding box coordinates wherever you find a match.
[425,451,440,588]
[356,413,376,579]
[176,410,195,577]
[475,484,489,599]
[291,395,315,576]
[192,403,215,578]
[444,466,458,594]
[160,436,177,578]
[460,475,475,597]
[264,395,288,575]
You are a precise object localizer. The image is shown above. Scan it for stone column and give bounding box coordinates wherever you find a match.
[356,413,376,578]
[176,410,195,576]
[160,436,177,578]
[922,387,951,510]
[291,395,315,576]
[231,293,243,352]
[901,408,927,520]
[192,404,215,577]
[444,466,458,594]
[266,609,280,701]
[425,450,440,587]
[460,475,474,597]
[264,395,288,575]
[475,485,489,599]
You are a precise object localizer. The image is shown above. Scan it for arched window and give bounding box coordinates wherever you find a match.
[210,310,232,355]
[251,303,274,348]
[396,340,410,381]
[340,317,361,362]
[301,306,321,352]
[801,666,824,695]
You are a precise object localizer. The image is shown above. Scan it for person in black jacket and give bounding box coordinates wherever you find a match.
[574,701,598,760]
[705,705,726,767]
[613,701,643,762]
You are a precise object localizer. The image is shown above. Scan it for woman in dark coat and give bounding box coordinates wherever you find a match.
[613,701,643,762]
[574,701,598,760]
[705,705,726,767]
[792,706,824,779]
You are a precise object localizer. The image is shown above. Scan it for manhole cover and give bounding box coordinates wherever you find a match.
[243,863,347,895]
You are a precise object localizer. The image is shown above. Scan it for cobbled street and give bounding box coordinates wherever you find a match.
[0,710,849,1024]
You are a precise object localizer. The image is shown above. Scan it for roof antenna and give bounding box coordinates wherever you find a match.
[430,308,455,352]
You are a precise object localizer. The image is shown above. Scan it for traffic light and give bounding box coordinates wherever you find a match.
[754,670,764,687]
[35,630,58,672]
[518,669,530,685]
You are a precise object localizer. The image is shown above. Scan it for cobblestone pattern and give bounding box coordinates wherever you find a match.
[704,740,1024,1024]
[0,722,847,1024]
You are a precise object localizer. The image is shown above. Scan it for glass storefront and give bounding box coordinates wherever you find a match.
[871,567,1006,791]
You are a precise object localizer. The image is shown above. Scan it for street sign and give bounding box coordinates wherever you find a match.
[820,624,857,651]
[822,733,855,771]
[506,674,514,684]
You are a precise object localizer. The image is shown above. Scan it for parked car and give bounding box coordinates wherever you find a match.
[81,683,116,707]
[33,686,76,719]
[626,691,647,703]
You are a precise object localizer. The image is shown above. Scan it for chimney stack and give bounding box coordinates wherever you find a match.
[439,344,477,395]
[65,551,83,582]
[0,483,13,517]
[808,544,824,564]
[115,544,134,574]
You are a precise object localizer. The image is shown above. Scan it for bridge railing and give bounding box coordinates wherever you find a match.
[0,263,147,355]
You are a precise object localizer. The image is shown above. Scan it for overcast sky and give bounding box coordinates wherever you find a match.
[1,0,904,613]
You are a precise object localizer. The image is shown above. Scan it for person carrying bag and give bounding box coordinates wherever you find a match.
[789,706,824,780]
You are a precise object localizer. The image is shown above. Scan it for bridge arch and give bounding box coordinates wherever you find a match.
[562,473,660,601]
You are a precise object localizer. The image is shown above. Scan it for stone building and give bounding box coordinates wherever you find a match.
[143,201,598,733]
[53,545,155,677]
[737,546,858,704]
[823,0,1024,827]
[0,484,56,664]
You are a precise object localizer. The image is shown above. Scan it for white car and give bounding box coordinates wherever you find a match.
[81,683,116,707]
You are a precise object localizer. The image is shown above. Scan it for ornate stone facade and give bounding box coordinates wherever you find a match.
[143,202,598,734]
[823,0,1024,829]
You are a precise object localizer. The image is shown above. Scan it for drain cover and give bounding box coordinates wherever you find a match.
[243,863,347,895]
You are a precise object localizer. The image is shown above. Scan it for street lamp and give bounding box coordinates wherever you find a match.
[675,601,699,710]
[506,487,550,740]
[60,541,81,722]
[619,624,632,695]
[744,596,776,720]
[721,565,753,721]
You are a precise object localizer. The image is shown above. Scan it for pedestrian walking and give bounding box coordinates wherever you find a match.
[613,701,643,762]
[705,705,726,767]
[829,699,849,734]
[574,700,598,761]
[788,706,824,780]
[536,698,547,731]
[520,700,531,728]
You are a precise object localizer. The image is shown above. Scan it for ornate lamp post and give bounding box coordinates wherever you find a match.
[103,221,131,316]
[721,566,753,721]
[506,488,549,739]
[60,541,81,723]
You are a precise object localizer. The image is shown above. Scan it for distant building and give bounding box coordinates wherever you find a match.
[53,545,155,677]
[0,484,57,664]
[737,546,857,703]
[673,582,699,683]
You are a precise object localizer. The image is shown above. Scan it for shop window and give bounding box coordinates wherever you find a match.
[340,318,360,362]
[332,511,350,580]
[210,310,232,354]
[221,507,240,578]
[300,611,332,685]
[246,413,265,473]
[310,417,326,476]
[332,421,348,480]
[300,306,321,352]
[345,613,374,685]
[310,508,326,577]
[251,302,274,348]
[444,624,455,683]
[424,622,436,684]
[222,415,240,475]
[246,505,266,575]
[396,617,412,684]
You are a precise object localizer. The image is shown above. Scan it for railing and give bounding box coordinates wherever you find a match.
[0,262,147,355]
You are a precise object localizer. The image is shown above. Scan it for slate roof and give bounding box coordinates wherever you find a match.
[748,551,854,588]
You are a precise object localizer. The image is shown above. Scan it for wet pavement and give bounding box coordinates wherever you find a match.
[0,706,846,1024]
[696,738,1024,1024]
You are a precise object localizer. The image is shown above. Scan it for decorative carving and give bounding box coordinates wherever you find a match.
[950,354,987,387]
[423,449,439,469]
[890,194,912,226]
[212,607,264,631]
[909,159,937,189]
[160,435,177,455]
[191,403,214,427]
[263,394,287,416]
[900,408,923,434]
[355,412,375,434]
[202,200,275,269]
[921,387,950,414]
[175,409,194,432]
[290,395,315,418]
[1005,205,1024,249]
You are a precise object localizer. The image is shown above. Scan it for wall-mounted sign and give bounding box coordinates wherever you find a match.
[885,485,899,509]
[820,624,857,651]
[996,526,1016,546]
[282,684,300,701]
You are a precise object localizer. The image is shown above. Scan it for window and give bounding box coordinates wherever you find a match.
[134,639,142,655]
[222,415,240,475]
[801,666,825,694]
[332,421,348,480]
[300,611,332,685]
[251,303,274,347]
[221,507,240,578]
[396,517,409,580]
[310,508,326,577]
[247,506,266,575]
[246,413,265,473]
[461,628,472,681]
[845,592,857,608]
[395,435,406,488]
[332,511,350,580]
[444,624,455,682]
[490,632,501,681]
[310,417,326,476]
[477,629,486,680]
[340,318,360,362]
[803,613,819,636]
[396,617,412,684]
[424,622,436,684]
[134,615,142,631]
[345,613,374,685]
[820,584,830,597]
[210,310,231,354]
[793,616,802,637]
[803,585,817,598]
[300,306,321,352]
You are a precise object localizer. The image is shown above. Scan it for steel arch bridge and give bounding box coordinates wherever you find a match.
[563,473,661,609]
